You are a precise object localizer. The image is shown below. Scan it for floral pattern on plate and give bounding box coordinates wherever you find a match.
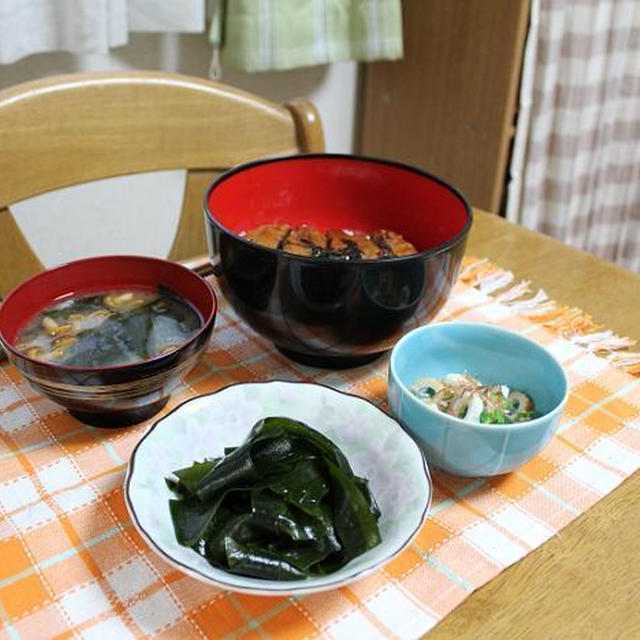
[125,380,432,595]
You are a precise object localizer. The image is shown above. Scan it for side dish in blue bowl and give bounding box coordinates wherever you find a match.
[388,322,568,476]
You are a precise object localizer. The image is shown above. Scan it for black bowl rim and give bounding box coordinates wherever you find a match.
[125,379,432,593]
[203,153,473,265]
[0,254,218,373]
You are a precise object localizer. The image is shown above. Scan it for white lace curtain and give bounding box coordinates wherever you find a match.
[507,0,640,273]
[0,0,205,64]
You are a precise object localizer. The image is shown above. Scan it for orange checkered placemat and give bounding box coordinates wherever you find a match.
[0,257,639,640]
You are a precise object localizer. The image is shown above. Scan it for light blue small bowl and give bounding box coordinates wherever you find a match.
[388,322,568,476]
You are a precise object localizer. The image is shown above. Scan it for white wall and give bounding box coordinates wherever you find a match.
[1,33,358,267]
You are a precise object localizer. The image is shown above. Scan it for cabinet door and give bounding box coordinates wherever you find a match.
[358,0,529,212]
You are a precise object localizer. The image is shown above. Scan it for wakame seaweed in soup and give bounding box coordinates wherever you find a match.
[15,286,201,367]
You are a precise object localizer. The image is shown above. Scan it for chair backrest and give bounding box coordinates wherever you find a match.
[0,70,325,297]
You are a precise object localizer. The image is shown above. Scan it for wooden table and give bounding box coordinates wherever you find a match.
[1,210,637,638]
[432,210,640,640]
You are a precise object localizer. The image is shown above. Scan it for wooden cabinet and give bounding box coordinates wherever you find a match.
[358,0,529,212]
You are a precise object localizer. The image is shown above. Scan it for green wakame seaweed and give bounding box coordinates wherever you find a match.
[167,417,382,580]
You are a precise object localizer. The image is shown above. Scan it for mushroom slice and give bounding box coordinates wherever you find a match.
[50,324,73,337]
[70,309,112,333]
[43,347,67,361]
[104,292,154,313]
[25,347,44,359]
[52,335,77,349]
[41,316,59,334]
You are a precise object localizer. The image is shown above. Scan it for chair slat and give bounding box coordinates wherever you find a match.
[0,207,44,297]
[169,169,220,263]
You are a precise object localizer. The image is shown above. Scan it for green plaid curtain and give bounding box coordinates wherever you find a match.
[209,0,403,73]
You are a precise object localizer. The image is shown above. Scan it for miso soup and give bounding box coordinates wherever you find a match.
[16,286,202,367]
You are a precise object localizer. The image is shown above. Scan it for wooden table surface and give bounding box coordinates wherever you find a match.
[430,210,640,640]
[1,210,637,638]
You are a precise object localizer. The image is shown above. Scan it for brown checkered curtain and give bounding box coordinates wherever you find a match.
[507,0,640,272]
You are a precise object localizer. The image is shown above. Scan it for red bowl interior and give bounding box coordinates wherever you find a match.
[0,255,216,347]
[206,155,470,251]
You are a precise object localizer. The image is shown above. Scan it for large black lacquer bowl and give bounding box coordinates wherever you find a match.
[204,154,472,368]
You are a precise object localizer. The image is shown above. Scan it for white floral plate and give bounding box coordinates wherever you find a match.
[125,380,431,596]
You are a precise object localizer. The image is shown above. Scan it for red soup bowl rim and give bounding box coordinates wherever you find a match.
[203,153,473,265]
[0,254,217,373]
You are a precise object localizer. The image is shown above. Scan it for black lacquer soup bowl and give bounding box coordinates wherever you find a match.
[0,256,217,427]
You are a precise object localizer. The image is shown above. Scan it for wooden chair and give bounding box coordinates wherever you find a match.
[0,70,325,298]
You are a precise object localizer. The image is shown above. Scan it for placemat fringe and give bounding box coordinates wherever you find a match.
[460,257,639,376]
[495,279,532,302]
